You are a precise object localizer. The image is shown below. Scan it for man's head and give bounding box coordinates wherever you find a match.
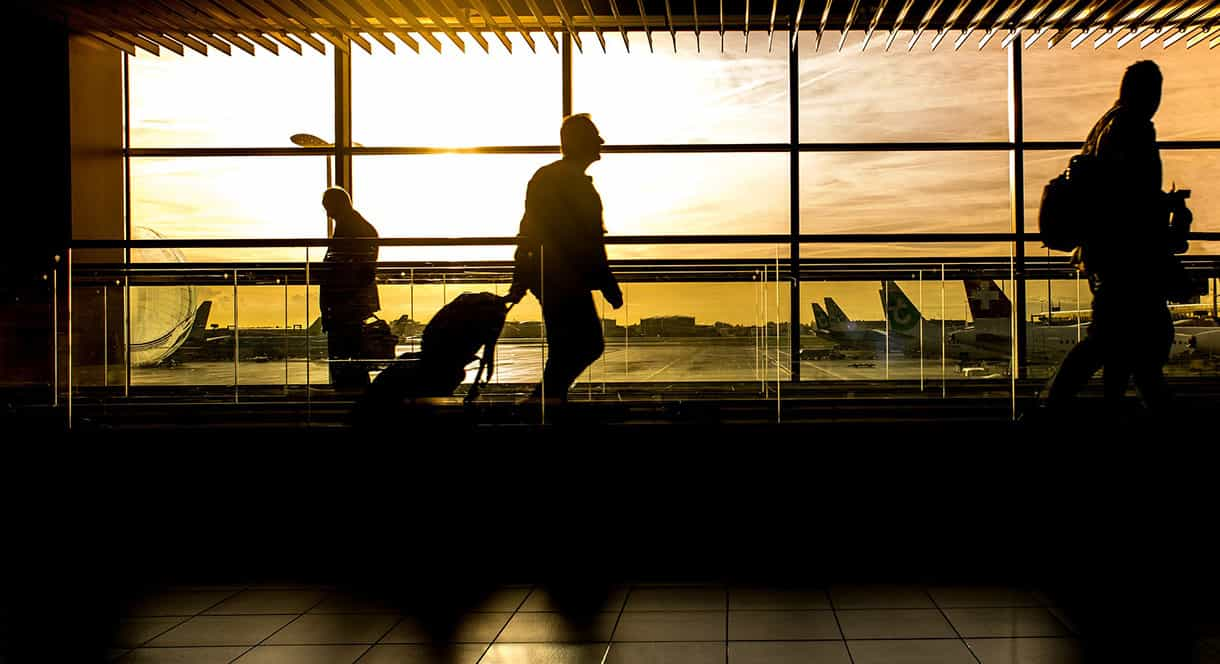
[322,187,353,217]
[560,114,604,164]
[1120,60,1162,120]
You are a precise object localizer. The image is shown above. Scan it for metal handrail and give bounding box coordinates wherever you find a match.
[63,232,1220,249]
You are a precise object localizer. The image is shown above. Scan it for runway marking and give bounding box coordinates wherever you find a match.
[646,357,682,380]
[805,363,849,380]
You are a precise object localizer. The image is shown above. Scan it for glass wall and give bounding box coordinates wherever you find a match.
[112,28,1220,401]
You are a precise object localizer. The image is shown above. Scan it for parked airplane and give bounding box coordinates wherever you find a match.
[808,298,887,354]
[949,280,1089,363]
[878,281,968,355]
[162,300,330,364]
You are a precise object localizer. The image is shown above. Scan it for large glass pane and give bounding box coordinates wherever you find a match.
[800,151,1011,234]
[130,157,330,261]
[593,153,789,235]
[352,33,559,147]
[357,152,789,247]
[1023,32,1220,141]
[574,31,789,144]
[129,48,334,147]
[1025,149,1220,254]
[798,31,1009,142]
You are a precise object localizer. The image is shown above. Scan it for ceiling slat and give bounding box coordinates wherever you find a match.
[861,0,892,50]
[295,0,378,52]
[954,0,1003,50]
[467,0,516,51]
[637,0,655,51]
[884,0,920,51]
[353,0,431,52]
[323,0,401,52]
[486,0,539,51]
[523,0,562,51]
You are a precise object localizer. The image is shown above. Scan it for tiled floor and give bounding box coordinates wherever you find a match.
[110,584,1092,663]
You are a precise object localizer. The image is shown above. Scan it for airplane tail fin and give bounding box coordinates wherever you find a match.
[186,300,212,343]
[812,302,831,330]
[824,297,850,324]
[964,279,1013,322]
[881,281,923,335]
[307,316,325,335]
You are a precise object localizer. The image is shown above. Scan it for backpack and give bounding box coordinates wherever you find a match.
[354,292,509,424]
[1038,153,1102,252]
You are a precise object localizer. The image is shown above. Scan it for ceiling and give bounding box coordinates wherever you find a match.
[29,0,1220,55]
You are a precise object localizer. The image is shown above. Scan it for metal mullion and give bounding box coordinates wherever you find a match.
[335,37,352,198]
[789,29,800,382]
[1008,43,1028,381]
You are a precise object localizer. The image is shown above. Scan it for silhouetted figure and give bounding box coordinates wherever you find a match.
[507,114,623,404]
[319,187,380,390]
[1043,61,1186,417]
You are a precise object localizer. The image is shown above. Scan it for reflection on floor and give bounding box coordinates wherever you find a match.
[110,584,1103,664]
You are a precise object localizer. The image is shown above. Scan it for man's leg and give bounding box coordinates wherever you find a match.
[1044,335,1104,407]
[540,293,604,402]
[327,319,369,389]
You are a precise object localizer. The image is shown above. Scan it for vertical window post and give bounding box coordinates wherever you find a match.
[335,39,353,220]
[562,32,573,118]
[789,31,801,383]
[1008,43,1028,382]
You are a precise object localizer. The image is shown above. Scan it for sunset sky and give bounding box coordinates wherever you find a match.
[125,31,1219,328]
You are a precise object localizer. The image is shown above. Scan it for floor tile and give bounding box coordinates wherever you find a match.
[728,641,853,664]
[127,592,242,617]
[308,594,400,614]
[146,615,298,647]
[204,590,328,615]
[830,586,935,610]
[520,588,628,613]
[497,612,618,643]
[265,614,399,644]
[380,613,511,643]
[604,642,724,664]
[479,643,608,664]
[945,608,1073,638]
[476,589,532,612]
[625,587,727,611]
[967,637,1085,664]
[231,644,368,664]
[118,646,250,664]
[613,611,726,641]
[115,618,190,647]
[847,639,978,664]
[836,610,956,640]
[728,610,841,641]
[929,587,1044,608]
[730,589,832,610]
[356,644,486,664]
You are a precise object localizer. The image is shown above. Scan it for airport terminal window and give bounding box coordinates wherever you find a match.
[799,151,1011,235]
[590,153,789,236]
[351,32,558,147]
[797,31,1009,143]
[129,156,330,260]
[128,48,334,148]
[573,31,790,144]
[1022,35,1220,141]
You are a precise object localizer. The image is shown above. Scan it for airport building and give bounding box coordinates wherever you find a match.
[4,3,1220,663]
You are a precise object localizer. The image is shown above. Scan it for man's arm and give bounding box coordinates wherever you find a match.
[507,177,542,303]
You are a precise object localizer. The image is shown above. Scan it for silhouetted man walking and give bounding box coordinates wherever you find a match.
[319,187,380,390]
[507,114,623,403]
[1043,61,1184,414]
